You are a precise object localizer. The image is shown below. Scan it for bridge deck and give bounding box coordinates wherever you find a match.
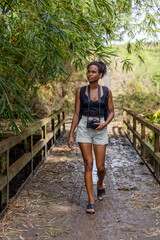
[0,121,160,240]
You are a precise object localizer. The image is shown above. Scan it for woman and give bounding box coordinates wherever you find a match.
[68,61,114,214]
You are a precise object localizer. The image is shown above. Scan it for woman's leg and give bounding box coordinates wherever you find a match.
[78,142,94,205]
[93,144,107,200]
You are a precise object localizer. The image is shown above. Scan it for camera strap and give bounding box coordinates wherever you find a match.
[87,85,101,121]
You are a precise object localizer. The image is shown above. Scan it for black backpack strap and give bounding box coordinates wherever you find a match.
[102,86,109,121]
[79,86,86,122]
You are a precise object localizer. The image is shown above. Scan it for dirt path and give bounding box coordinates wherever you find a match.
[0,124,160,240]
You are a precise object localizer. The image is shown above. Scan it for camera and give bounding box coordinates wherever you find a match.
[87,119,100,129]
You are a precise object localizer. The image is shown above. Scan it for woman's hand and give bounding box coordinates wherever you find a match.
[68,136,74,149]
[95,122,107,130]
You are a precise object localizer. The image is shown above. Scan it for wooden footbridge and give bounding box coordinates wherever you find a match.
[0,108,160,239]
[0,109,65,214]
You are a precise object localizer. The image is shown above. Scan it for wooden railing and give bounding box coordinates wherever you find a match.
[0,109,65,213]
[123,107,160,182]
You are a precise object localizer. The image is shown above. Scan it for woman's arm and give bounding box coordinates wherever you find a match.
[68,88,81,149]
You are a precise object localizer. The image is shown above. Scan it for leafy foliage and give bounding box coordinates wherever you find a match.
[121,59,133,72]
[146,109,160,125]
[0,0,159,133]
[113,43,160,123]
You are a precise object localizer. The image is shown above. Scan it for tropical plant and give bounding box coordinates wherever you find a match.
[0,0,159,133]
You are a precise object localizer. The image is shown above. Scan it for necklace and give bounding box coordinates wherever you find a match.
[91,88,98,101]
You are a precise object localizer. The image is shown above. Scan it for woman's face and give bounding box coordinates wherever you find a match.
[87,65,102,83]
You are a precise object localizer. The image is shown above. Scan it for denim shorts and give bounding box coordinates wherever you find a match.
[76,116,108,145]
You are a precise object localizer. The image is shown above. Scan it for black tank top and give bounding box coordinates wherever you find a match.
[79,85,109,118]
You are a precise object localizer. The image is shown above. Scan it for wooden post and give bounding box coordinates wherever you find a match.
[141,124,145,160]
[51,119,55,145]
[6,149,9,205]
[127,113,130,137]
[42,125,47,157]
[133,118,136,148]
[31,134,33,173]
[24,136,31,176]
[58,114,61,138]
[42,125,46,139]
[63,111,65,132]
[154,132,159,174]
[0,152,7,208]
[154,132,159,152]
[155,161,160,180]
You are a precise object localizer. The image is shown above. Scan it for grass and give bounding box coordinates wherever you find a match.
[111,43,160,124]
